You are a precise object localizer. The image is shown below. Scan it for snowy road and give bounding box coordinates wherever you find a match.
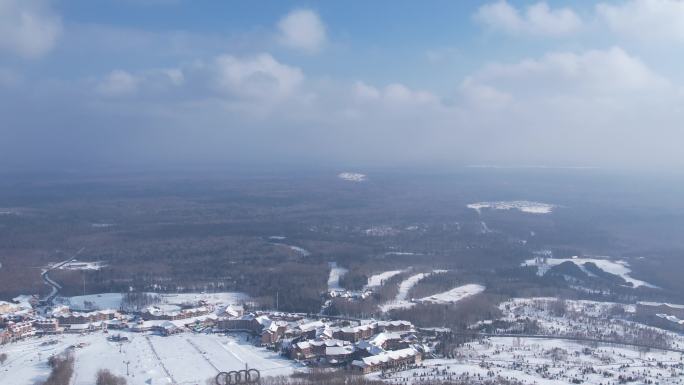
[40,248,85,304]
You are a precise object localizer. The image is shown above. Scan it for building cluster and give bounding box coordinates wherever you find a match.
[0,297,245,343]
[2,295,424,374]
[327,289,373,300]
[216,313,422,373]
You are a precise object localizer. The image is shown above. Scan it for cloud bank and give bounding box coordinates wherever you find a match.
[1,2,684,171]
[475,1,582,37]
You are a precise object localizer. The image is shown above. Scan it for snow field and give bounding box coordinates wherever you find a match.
[417,284,485,305]
[337,172,367,182]
[0,332,298,385]
[468,201,556,214]
[380,270,449,312]
[365,270,406,290]
[327,263,348,291]
[58,291,250,311]
[522,256,656,288]
[376,337,684,385]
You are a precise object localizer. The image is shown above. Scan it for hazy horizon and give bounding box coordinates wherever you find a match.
[2,0,684,171]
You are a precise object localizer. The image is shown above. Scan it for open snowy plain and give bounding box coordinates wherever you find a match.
[0,331,298,385]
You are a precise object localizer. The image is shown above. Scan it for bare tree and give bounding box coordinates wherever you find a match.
[549,298,566,317]
[96,369,127,385]
[42,352,74,385]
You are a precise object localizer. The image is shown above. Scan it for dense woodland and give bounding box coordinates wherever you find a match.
[2,169,684,313]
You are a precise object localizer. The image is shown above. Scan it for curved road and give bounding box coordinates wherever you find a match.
[40,248,85,305]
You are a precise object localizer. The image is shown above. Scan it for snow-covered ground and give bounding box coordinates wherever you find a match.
[380,270,446,312]
[522,256,656,288]
[365,270,407,290]
[468,201,556,214]
[376,337,684,385]
[384,252,419,256]
[327,263,348,292]
[56,292,249,311]
[0,331,298,385]
[498,297,684,350]
[337,172,367,182]
[278,244,311,257]
[57,261,107,271]
[364,226,399,237]
[375,297,684,385]
[287,245,311,257]
[417,284,485,305]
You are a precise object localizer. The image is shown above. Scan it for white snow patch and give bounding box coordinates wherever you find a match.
[57,261,107,271]
[417,284,485,305]
[384,251,418,256]
[365,270,406,289]
[468,200,555,214]
[337,172,367,182]
[283,244,310,257]
[57,292,250,311]
[380,270,447,312]
[327,262,348,291]
[522,256,656,288]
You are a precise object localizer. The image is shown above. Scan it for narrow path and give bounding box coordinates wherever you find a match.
[186,337,220,373]
[144,335,177,384]
[212,338,246,365]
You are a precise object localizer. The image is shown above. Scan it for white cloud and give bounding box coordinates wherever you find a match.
[9,43,684,170]
[475,1,582,37]
[212,53,304,98]
[97,70,139,96]
[353,81,381,101]
[353,81,437,105]
[467,47,669,97]
[0,0,62,58]
[460,80,511,109]
[455,46,683,168]
[597,0,684,41]
[93,54,303,102]
[277,9,327,53]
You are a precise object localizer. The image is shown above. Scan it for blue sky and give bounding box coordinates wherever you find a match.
[2,0,684,170]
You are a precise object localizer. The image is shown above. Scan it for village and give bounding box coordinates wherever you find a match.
[3,287,684,385]
[3,260,684,384]
[0,290,429,378]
